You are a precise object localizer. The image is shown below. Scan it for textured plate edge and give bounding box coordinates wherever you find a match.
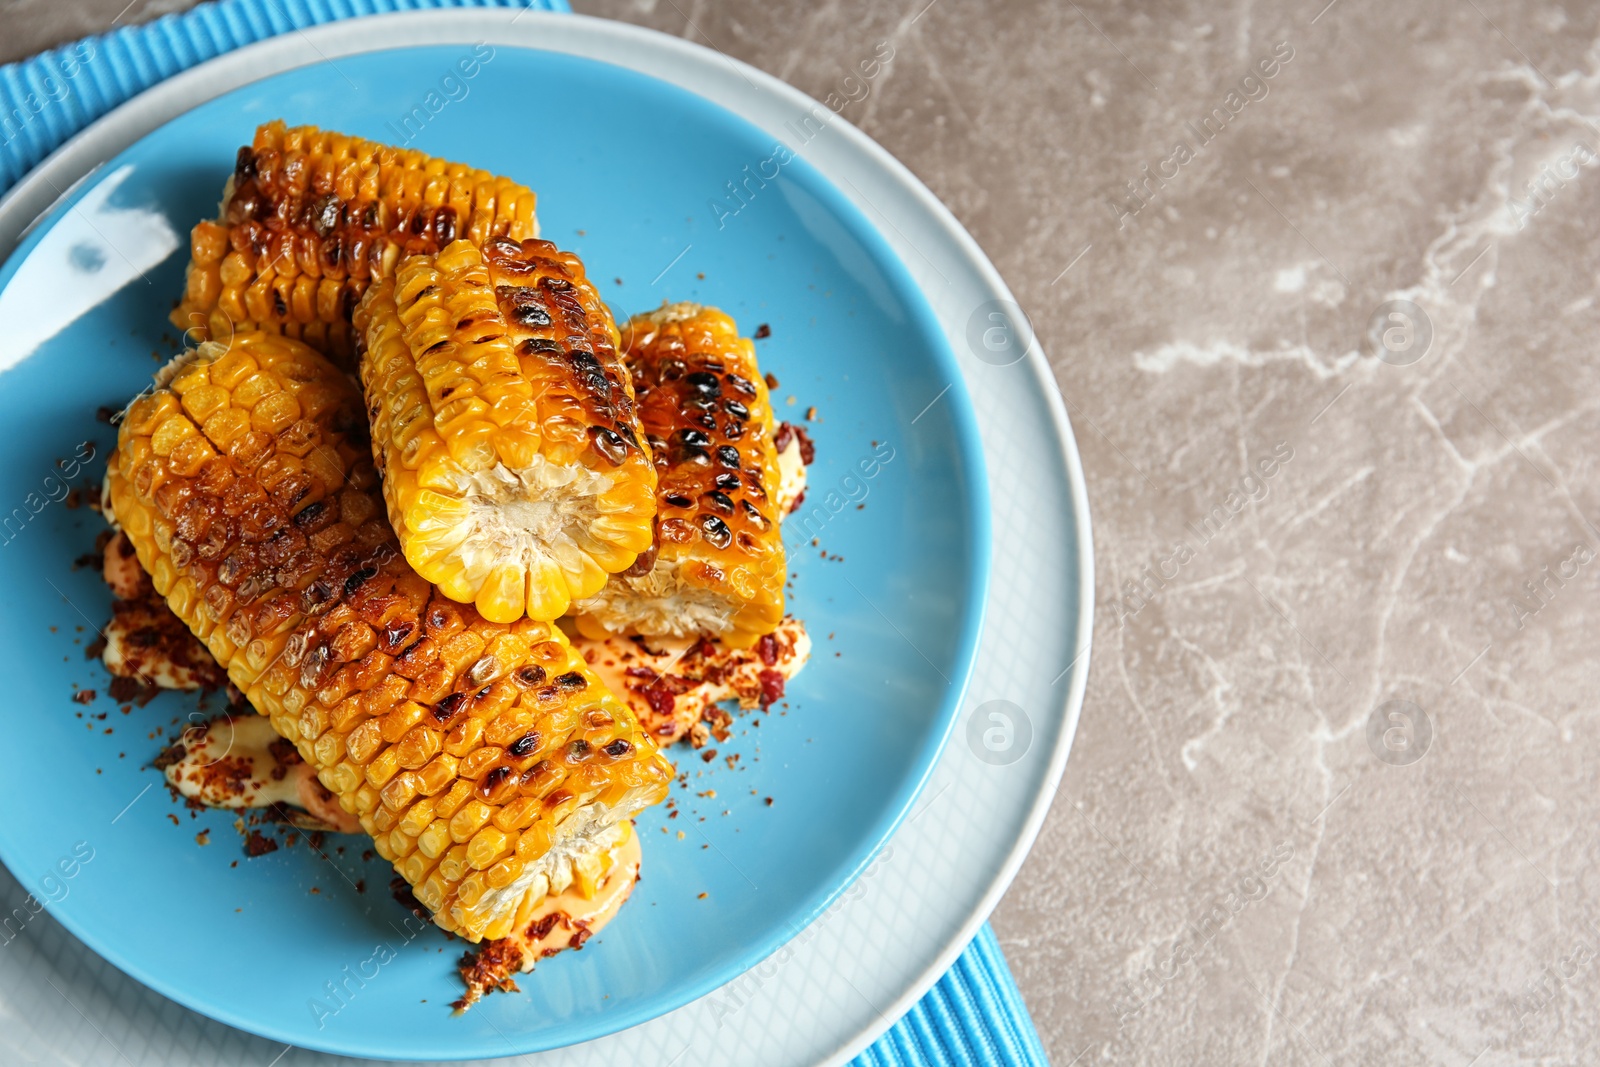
[0,11,1095,1065]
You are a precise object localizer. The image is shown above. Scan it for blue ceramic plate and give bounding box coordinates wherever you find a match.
[0,44,989,1060]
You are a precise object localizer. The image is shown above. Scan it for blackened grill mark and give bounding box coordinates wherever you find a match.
[431,206,458,245]
[539,277,589,350]
[517,337,562,357]
[291,500,326,528]
[555,672,587,691]
[590,426,629,466]
[343,567,376,596]
[477,764,512,799]
[700,514,733,548]
[379,618,414,651]
[309,193,341,238]
[321,232,344,272]
[433,691,467,722]
[685,371,721,398]
[495,285,552,328]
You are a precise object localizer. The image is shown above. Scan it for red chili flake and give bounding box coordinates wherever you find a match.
[641,681,676,722]
[757,669,786,708]
[701,749,719,763]
[791,424,816,464]
[245,832,278,857]
[765,797,774,806]
[391,877,429,920]
[756,633,779,667]
[753,323,771,339]
[72,689,95,705]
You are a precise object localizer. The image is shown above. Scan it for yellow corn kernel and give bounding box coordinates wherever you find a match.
[572,304,788,649]
[171,120,541,370]
[355,240,656,624]
[107,331,672,944]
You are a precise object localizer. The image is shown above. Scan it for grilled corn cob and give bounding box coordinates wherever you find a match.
[355,238,657,625]
[171,120,538,367]
[106,331,672,942]
[571,304,786,648]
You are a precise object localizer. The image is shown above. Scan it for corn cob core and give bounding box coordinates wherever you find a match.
[106,332,672,942]
[356,239,657,624]
[571,304,786,649]
[171,120,539,368]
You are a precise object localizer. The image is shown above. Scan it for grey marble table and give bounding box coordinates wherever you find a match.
[7,1,1599,1063]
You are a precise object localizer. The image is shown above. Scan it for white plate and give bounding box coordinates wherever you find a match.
[0,12,1092,1066]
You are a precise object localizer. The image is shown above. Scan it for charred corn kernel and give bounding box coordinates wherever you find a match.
[170,120,539,369]
[572,304,787,648]
[107,332,672,942]
[355,239,657,624]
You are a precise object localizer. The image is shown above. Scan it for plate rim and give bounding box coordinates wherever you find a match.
[0,21,998,1061]
[0,11,1096,1067]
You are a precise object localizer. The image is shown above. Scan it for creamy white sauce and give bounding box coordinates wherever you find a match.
[456,825,641,1009]
[775,435,807,514]
[575,616,811,744]
[163,715,361,834]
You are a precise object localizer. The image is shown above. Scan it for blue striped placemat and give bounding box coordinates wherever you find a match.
[0,3,1051,1063]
